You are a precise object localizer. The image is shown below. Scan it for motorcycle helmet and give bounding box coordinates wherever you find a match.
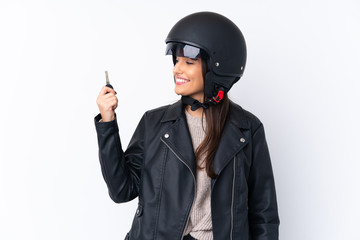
[165,11,247,110]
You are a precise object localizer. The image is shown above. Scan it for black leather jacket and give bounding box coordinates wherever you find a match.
[94,100,280,240]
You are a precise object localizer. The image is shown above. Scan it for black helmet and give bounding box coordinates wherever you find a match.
[165,11,247,109]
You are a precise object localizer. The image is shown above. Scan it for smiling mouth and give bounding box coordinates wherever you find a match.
[175,77,190,85]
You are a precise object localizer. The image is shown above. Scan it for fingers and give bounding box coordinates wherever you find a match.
[96,86,118,116]
[97,90,118,108]
[98,94,118,106]
[103,96,118,105]
[97,86,117,104]
[102,92,116,99]
[113,100,118,110]
[99,85,117,96]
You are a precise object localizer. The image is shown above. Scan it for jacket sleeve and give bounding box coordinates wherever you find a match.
[94,113,145,203]
[248,123,280,240]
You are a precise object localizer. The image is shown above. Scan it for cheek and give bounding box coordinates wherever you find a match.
[193,69,204,88]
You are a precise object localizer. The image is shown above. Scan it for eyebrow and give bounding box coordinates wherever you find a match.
[176,57,199,61]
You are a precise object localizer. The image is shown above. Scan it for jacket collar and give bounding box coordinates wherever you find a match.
[160,100,183,123]
[160,100,250,130]
[160,99,250,176]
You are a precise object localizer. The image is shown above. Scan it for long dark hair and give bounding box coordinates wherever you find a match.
[194,52,230,179]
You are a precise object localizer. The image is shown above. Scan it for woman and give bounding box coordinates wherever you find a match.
[95,12,279,240]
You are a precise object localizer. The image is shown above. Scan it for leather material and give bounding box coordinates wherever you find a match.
[94,100,280,240]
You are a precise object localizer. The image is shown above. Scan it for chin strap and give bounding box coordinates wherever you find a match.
[181,96,212,111]
[181,88,225,111]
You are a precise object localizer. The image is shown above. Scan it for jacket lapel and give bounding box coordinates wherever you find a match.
[160,101,197,176]
[212,120,248,175]
[213,101,250,175]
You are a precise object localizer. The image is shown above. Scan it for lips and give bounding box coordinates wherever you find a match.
[175,77,190,85]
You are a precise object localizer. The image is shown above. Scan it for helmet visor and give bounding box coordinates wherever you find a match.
[165,42,201,59]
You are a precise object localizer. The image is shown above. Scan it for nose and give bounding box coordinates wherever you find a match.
[173,60,183,75]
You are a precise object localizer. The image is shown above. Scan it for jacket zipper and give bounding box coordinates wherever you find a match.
[230,156,236,240]
[160,138,197,240]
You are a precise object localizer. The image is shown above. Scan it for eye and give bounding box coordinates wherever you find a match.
[175,59,194,64]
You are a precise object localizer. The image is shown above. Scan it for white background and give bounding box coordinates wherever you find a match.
[0,0,359,239]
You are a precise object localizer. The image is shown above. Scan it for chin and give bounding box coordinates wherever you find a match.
[174,87,187,96]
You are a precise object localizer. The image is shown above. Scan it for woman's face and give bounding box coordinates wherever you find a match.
[173,56,204,102]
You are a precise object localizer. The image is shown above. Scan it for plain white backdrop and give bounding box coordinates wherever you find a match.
[0,0,359,239]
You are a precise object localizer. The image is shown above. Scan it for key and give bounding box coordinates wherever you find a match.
[105,71,114,93]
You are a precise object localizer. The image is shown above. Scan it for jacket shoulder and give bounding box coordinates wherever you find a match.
[142,102,175,123]
[229,100,263,131]
[145,104,171,115]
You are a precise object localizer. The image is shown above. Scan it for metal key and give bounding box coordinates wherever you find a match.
[105,70,113,89]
